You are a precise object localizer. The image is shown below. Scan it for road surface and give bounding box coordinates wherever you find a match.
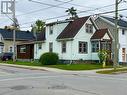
[0,65,127,95]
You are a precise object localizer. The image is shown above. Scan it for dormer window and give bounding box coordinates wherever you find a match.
[49,25,53,35]
[86,24,93,33]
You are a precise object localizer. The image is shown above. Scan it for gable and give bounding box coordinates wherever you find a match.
[74,17,96,39]
[91,28,112,40]
[102,33,110,40]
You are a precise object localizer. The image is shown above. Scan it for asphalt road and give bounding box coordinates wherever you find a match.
[0,65,127,95]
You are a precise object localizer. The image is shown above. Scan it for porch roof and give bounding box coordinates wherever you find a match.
[91,28,112,40]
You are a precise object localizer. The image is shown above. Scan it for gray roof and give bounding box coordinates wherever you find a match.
[102,16,127,28]
[0,29,35,41]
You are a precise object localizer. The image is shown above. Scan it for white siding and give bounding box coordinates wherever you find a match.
[72,18,99,60]
[34,42,46,59]
[119,29,127,62]
[34,22,69,59]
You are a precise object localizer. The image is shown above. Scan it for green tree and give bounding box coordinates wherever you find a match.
[66,7,78,19]
[31,20,45,32]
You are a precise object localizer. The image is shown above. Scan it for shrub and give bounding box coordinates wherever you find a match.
[39,52,59,65]
[98,50,110,68]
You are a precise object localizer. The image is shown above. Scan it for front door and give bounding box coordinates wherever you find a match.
[122,48,126,62]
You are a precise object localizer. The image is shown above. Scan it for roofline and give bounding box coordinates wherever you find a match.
[17,41,35,45]
[100,16,115,26]
[100,16,127,29]
[91,39,100,41]
[107,29,114,41]
[46,20,71,26]
[56,38,73,41]
[35,40,45,43]
[4,38,35,41]
[90,17,99,30]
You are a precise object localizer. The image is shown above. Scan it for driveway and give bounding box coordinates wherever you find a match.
[0,65,127,95]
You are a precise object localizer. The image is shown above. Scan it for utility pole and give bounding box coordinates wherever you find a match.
[12,0,16,63]
[114,0,120,69]
[1,0,16,63]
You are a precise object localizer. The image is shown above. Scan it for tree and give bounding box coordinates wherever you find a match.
[31,20,45,32]
[66,7,78,19]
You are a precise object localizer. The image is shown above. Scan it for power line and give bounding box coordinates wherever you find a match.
[17,0,73,17]
[19,8,127,26]
[16,0,117,17]
[0,0,126,27]
[54,0,94,8]
[28,0,71,9]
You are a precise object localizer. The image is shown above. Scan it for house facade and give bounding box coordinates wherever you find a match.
[34,16,112,63]
[0,29,35,58]
[95,16,127,63]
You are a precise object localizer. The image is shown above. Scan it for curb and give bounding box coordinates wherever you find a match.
[0,63,48,71]
[0,63,69,72]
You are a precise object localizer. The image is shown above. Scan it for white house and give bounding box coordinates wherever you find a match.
[34,16,112,63]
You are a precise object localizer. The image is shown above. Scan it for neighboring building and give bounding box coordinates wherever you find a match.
[33,16,112,63]
[17,41,34,61]
[0,29,35,54]
[95,16,127,63]
[17,30,45,61]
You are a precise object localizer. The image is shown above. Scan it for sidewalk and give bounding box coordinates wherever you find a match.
[0,63,113,74]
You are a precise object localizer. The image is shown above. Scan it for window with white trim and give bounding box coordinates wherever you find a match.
[79,41,88,53]
[86,23,93,33]
[91,41,99,52]
[61,42,66,53]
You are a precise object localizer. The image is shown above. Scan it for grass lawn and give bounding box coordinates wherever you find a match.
[0,60,112,70]
[44,64,112,71]
[0,60,42,67]
[96,68,127,74]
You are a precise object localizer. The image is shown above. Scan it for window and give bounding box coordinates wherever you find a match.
[91,42,99,52]
[10,47,13,52]
[122,29,125,35]
[1,47,3,53]
[20,45,26,53]
[86,24,93,33]
[62,42,66,53]
[101,42,110,51]
[38,43,42,50]
[79,42,88,53]
[49,25,53,34]
[49,42,53,52]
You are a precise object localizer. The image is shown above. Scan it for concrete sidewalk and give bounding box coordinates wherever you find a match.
[0,63,112,74]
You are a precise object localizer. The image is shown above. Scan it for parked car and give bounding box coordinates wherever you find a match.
[0,52,13,61]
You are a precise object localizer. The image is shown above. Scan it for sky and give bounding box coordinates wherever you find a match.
[0,0,127,30]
